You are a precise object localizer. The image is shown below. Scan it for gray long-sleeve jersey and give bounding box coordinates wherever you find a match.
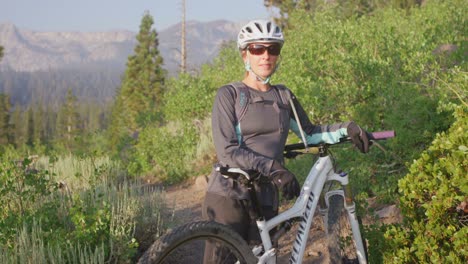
[206,83,351,201]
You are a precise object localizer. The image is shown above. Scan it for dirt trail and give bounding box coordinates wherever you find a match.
[162,176,330,263]
[164,175,207,224]
[160,175,402,264]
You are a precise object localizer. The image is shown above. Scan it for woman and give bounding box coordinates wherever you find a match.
[202,19,370,263]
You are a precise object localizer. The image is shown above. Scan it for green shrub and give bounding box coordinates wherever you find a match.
[278,1,463,158]
[128,121,198,184]
[126,1,466,198]
[0,153,169,263]
[0,156,57,247]
[384,105,467,263]
[128,44,243,182]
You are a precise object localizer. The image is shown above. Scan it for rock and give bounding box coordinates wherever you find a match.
[376,205,402,224]
[307,250,322,257]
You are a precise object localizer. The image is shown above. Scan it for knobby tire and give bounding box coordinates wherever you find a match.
[327,195,368,264]
[138,221,256,264]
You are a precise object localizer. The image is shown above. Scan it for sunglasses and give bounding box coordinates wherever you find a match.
[247,44,281,56]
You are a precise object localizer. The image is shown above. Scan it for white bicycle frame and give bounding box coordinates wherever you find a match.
[249,154,368,264]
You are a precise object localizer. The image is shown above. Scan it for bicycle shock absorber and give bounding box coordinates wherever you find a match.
[340,172,355,210]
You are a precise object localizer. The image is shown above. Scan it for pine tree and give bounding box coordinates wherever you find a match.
[44,104,57,147]
[32,100,46,147]
[0,93,12,145]
[109,11,166,152]
[56,89,80,152]
[26,106,34,147]
[11,105,26,147]
[0,94,7,144]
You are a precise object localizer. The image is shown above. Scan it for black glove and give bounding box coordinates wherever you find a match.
[347,122,371,153]
[270,161,301,200]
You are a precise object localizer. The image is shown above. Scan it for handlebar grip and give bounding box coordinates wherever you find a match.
[370,130,395,140]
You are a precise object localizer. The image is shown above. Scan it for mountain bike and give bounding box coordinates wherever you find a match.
[138,130,395,264]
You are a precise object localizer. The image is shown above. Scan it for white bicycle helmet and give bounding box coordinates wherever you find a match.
[237,19,284,50]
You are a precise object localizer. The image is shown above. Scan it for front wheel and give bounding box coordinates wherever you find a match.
[327,195,368,264]
[138,221,257,264]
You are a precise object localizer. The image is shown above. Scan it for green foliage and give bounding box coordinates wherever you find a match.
[130,43,243,182]
[0,152,169,263]
[264,0,424,29]
[0,221,106,264]
[128,121,198,184]
[384,105,467,263]
[109,12,166,156]
[0,159,59,250]
[162,43,243,122]
[0,93,12,146]
[1,91,111,157]
[132,0,466,187]
[0,1,465,262]
[274,0,465,187]
[131,2,468,262]
[358,203,388,264]
[272,3,466,260]
[278,0,461,131]
[55,88,82,152]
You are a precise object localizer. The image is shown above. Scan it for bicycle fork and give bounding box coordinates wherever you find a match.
[318,172,368,264]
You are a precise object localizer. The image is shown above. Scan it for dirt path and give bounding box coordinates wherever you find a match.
[161,176,330,263]
[160,175,401,263]
[164,175,207,224]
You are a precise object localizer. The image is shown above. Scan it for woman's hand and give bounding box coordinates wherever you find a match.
[347,122,371,153]
[270,161,301,200]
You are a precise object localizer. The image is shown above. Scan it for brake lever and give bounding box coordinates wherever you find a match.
[370,140,387,153]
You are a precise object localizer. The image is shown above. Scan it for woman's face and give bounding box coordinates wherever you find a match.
[243,42,281,79]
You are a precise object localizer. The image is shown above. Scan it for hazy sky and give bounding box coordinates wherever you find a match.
[1,0,272,32]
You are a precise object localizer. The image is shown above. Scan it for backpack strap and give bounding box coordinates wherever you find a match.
[276,84,308,148]
[229,82,250,123]
[230,82,292,120]
[229,82,293,144]
[229,82,250,144]
[274,84,292,108]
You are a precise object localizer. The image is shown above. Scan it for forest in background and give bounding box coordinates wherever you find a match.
[0,0,466,263]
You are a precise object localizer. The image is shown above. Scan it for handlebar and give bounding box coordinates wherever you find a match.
[284,130,395,152]
[217,130,395,180]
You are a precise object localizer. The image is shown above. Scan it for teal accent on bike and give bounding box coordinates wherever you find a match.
[290,119,348,144]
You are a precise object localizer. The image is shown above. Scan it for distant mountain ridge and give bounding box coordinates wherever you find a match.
[0,20,242,105]
[0,23,135,72]
[0,20,241,74]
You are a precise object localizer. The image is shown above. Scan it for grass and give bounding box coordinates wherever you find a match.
[0,221,106,264]
[0,154,171,263]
